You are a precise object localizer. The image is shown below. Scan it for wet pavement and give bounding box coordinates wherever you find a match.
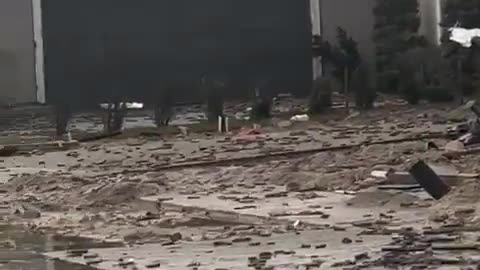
[0,224,121,270]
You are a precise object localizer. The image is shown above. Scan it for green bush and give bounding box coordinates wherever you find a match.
[352,64,376,109]
[422,86,454,103]
[251,97,272,120]
[374,0,423,93]
[205,80,225,122]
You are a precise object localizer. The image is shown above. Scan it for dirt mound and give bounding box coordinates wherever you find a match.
[346,190,419,208]
[431,180,480,211]
[3,173,164,211]
[86,182,139,207]
[429,180,480,225]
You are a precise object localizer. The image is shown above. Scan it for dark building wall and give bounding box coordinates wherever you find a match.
[41,0,312,108]
[0,0,36,105]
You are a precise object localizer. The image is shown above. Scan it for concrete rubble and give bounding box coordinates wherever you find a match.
[4,102,480,269]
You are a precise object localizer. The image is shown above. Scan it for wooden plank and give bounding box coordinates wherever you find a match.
[103,133,448,176]
[371,170,478,186]
[0,140,79,154]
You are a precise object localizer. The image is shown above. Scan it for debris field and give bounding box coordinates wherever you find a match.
[2,102,480,269]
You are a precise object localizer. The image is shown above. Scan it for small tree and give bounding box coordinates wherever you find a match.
[202,76,225,122]
[311,28,372,109]
[396,47,455,104]
[308,77,333,113]
[54,102,71,137]
[352,63,376,110]
[154,86,174,127]
[373,0,423,93]
[250,80,272,120]
[103,92,126,133]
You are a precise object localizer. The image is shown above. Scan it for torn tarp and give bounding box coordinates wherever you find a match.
[449,27,480,48]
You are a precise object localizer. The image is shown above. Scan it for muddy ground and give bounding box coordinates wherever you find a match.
[2,100,480,269]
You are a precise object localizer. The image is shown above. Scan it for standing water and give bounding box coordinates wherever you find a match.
[0,225,121,270]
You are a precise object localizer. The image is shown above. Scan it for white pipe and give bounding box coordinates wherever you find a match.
[32,0,46,104]
[310,0,322,80]
[435,0,442,45]
[225,117,229,133]
[218,116,222,133]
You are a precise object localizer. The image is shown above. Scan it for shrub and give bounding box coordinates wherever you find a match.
[352,64,376,110]
[309,77,333,113]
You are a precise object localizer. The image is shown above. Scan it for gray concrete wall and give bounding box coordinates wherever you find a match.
[0,0,36,105]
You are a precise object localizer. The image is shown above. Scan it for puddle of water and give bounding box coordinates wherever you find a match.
[0,225,122,270]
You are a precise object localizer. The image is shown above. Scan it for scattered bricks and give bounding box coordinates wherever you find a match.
[423,235,458,243]
[330,260,355,267]
[258,230,272,237]
[66,249,88,257]
[321,214,330,219]
[169,232,182,242]
[14,206,41,219]
[213,241,232,247]
[259,252,273,260]
[145,261,161,268]
[265,191,288,198]
[342,237,353,244]
[455,207,476,215]
[352,220,374,227]
[83,253,99,259]
[304,259,324,268]
[381,246,427,252]
[118,258,136,267]
[187,261,201,267]
[432,243,480,251]
[354,252,369,261]
[86,258,103,265]
[274,250,296,256]
[232,237,252,243]
[332,226,346,231]
[430,213,449,223]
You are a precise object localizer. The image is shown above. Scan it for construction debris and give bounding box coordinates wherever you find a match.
[408,160,451,200]
[2,103,480,269]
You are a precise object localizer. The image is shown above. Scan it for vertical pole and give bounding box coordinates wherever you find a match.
[225,117,229,133]
[435,0,442,45]
[32,0,46,103]
[310,0,322,80]
[218,116,222,133]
